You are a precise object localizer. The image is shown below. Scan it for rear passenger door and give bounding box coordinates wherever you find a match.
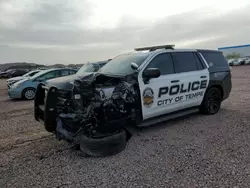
[60,69,70,77]
[171,52,209,110]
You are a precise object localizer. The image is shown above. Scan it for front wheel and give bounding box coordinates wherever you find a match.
[79,129,127,157]
[22,88,36,100]
[200,87,222,115]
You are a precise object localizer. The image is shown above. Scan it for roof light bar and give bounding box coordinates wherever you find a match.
[134,44,175,51]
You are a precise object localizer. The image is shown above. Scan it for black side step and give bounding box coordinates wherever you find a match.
[138,108,199,127]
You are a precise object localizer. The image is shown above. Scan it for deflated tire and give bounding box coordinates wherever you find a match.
[79,129,127,157]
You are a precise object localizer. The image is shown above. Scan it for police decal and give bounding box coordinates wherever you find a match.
[143,87,154,108]
[157,80,208,107]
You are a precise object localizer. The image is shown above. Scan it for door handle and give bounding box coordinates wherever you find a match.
[171,80,179,83]
[200,76,207,78]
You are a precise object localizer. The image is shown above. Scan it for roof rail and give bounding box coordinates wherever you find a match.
[134,44,175,51]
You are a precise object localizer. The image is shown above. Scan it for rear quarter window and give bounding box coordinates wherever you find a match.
[198,50,229,72]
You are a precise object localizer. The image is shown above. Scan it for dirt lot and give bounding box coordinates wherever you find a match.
[0,66,250,188]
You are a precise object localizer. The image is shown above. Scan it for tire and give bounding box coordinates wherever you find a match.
[22,88,36,100]
[200,87,222,115]
[80,129,127,157]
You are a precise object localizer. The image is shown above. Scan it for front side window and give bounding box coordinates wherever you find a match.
[145,53,174,75]
[172,52,199,73]
[38,70,59,80]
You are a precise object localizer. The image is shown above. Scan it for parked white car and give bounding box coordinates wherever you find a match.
[228,59,235,65]
[229,59,244,66]
[244,58,250,65]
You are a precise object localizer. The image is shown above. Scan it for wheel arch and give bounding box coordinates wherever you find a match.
[207,84,224,99]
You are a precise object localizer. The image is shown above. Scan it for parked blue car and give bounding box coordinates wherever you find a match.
[8,68,77,100]
[6,69,41,88]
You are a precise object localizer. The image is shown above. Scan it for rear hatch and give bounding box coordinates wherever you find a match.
[198,49,232,100]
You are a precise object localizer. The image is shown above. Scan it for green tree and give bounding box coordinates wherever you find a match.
[225,52,241,60]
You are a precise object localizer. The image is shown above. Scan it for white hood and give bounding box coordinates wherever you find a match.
[7,76,25,83]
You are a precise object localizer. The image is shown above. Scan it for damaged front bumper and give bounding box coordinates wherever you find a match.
[35,83,79,143]
[35,74,138,146]
[35,83,59,133]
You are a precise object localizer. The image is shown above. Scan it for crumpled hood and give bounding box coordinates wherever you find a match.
[46,72,97,90]
[46,71,127,91]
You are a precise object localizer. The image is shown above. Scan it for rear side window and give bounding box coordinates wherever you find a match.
[69,70,76,74]
[171,52,199,73]
[146,53,174,75]
[199,51,228,68]
[61,70,69,76]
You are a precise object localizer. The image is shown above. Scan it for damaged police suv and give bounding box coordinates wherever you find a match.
[34,45,232,157]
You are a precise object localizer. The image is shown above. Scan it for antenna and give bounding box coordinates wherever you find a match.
[134,44,175,51]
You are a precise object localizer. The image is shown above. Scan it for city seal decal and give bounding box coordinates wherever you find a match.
[143,87,154,108]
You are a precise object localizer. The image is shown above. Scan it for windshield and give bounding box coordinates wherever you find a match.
[23,70,38,77]
[99,53,149,75]
[76,62,101,75]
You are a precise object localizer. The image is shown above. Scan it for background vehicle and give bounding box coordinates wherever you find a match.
[239,57,250,65]
[8,68,77,100]
[6,69,29,78]
[39,60,109,88]
[35,45,231,157]
[230,59,243,66]
[0,69,14,78]
[7,70,41,88]
[227,59,235,65]
[77,60,108,74]
[245,58,250,65]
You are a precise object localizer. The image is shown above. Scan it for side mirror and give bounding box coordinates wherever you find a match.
[143,68,161,84]
[131,62,139,71]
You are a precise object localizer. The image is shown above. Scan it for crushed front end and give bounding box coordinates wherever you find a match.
[34,73,139,155]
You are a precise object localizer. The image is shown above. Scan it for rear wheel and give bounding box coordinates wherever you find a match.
[22,88,36,100]
[200,87,222,115]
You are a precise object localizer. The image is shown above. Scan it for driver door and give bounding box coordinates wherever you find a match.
[138,53,183,120]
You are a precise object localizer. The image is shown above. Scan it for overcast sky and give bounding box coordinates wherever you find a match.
[0,0,250,65]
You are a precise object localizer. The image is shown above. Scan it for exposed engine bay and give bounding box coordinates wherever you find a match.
[55,74,140,142]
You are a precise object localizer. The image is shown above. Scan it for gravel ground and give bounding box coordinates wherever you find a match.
[0,66,250,188]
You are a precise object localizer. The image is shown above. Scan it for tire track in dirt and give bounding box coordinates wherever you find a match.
[0,131,52,152]
[0,100,33,113]
[0,108,33,121]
